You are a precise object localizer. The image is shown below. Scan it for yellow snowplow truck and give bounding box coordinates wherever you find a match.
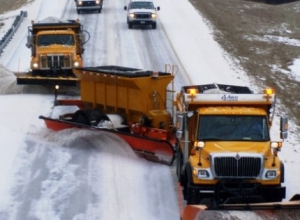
[175,83,288,206]
[16,17,89,86]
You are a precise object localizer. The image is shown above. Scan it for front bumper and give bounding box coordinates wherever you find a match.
[128,19,156,25]
[77,6,102,10]
[187,180,286,204]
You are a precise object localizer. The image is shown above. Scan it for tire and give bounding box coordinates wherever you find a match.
[183,163,200,204]
[176,147,184,183]
[280,162,285,183]
[72,109,102,126]
[264,185,285,203]
[182,168,188,200]
[72,110,91,125]
[77,9,80,14]
[152,23,157,29]
[32,70,39,77]
[128,23,133,29]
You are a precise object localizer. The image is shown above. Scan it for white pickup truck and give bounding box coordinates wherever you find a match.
[124,0,160,29]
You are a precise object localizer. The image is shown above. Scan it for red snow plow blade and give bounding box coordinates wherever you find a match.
[182,198,300,220]
[39,115,176,165]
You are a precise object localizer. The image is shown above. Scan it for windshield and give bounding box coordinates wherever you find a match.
[129,2,155,9]
[198,115,269,141]
[37,34,75,46]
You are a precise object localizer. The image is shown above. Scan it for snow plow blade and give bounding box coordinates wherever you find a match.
[182,197,300,220]
[15,72,79,86]
[39,115,175,165]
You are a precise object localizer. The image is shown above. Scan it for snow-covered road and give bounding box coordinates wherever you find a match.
[0,0,300,219]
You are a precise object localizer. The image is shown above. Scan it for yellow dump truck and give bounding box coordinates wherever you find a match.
[16,17,89,86]
[174,83,288,205]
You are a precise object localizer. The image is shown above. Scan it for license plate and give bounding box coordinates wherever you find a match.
[140,21,145,24]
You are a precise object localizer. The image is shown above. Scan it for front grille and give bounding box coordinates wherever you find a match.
[135,13,151,19]
[82,1,97,6]
[40,54,71,69]
[213,156,261,178]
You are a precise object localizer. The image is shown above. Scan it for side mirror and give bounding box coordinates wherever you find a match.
[177,114,184,131]
[280,116,288,140]
[124,6,127,10]
[26,36,32,48]
[81,33,86,44]
[176,130,183,139]
[157,6,160,11]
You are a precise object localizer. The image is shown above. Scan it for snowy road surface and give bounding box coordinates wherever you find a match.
[0,0,299,219]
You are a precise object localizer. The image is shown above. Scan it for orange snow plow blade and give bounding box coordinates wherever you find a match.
[39,115,176,165]
[182,198,300,220]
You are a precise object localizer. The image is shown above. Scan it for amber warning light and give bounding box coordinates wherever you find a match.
[187,88,199,95]
[264,88,274,95]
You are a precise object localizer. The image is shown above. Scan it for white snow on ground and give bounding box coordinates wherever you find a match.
[0,0,299,219]
[289,58,300,81]
[158,0,249,86]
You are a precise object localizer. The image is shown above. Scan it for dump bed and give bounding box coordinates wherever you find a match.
[73,66,174,123]
[31,17,82,34]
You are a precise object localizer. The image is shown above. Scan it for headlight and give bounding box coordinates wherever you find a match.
[96,0,100,4]
[151,13,157,19]
[262,169,278,180]
[193,141,205,150]
[193,168,211,179]
[265,170,277,178]
[271,142,279,149]
[33,63,38,68]
[74,62,80,67]
[129,13,135,18]
[78,1,83,5]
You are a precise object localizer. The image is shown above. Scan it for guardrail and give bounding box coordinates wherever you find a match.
[0,11,27,56]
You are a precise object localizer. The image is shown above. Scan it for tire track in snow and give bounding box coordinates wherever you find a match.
[79,12,102,67]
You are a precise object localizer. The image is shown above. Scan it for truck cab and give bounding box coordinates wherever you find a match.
[124,0,160,29]
[75,0,103,14]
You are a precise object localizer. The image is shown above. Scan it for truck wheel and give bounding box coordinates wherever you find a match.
[184,163,200,205]
[186,188,200,204]
[128,23,133,29]
[72,110,102,126]
[152,23,156,29]
[182,169,188,200]
[176,148,184,183]
[72,110,91,125]
[77,9,80,14]
[280,162,285,183]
